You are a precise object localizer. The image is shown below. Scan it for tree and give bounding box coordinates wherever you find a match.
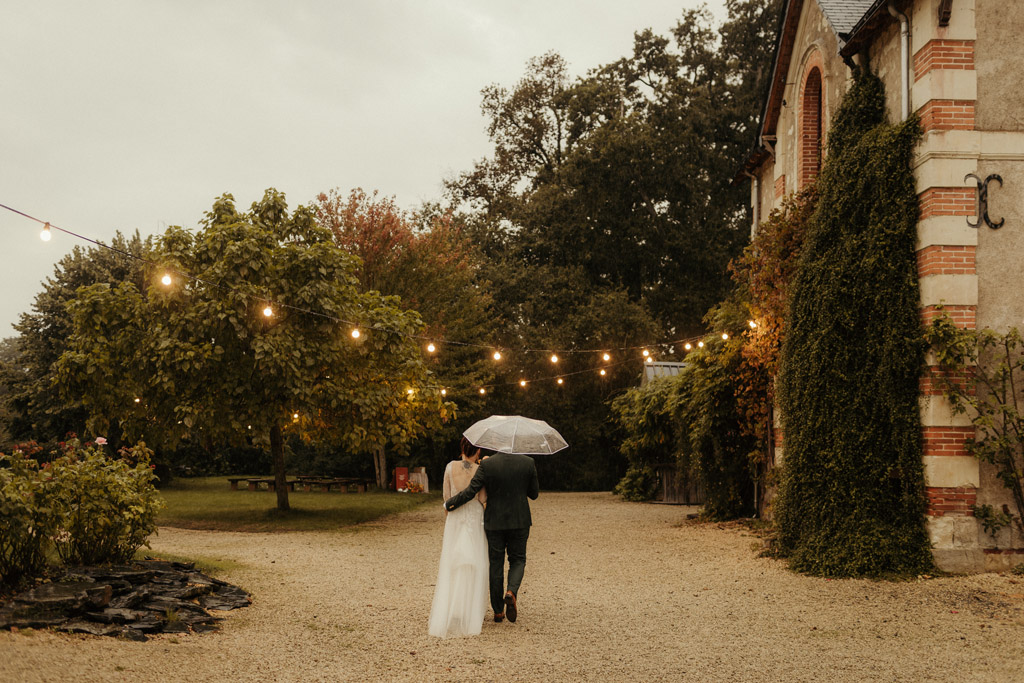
[57,189,452,509]
[3,233,152,444]
[314,189,495,476]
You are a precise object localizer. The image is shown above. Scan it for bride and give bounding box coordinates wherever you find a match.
[428,437,489,638]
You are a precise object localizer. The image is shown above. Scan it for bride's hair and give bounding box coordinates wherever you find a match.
[459,436,479,460]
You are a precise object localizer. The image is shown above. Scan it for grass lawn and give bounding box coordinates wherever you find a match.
[157,476,440,533]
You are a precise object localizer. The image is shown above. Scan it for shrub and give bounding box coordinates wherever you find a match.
[48,440,164,566]
[0,448,54,586]
[613,465,659,502]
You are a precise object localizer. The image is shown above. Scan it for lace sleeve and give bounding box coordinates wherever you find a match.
[442,462,454,500]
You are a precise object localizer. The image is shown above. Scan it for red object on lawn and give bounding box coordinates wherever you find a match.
[394,467,409,490]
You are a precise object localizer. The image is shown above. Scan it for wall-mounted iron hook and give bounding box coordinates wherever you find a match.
[964,173,1005,230]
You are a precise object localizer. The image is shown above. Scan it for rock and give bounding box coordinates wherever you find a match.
[85,608,150,624]
[200,585,251,611]
[130,613,166,633]
[115,627,148,642]
[161,620,190,634]
[161,584,211,601]
[56,620,120,637]
[108,587,150,610]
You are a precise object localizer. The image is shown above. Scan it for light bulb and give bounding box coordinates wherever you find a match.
[427,343,436,353]
[748,320,758,329]
[642,349,650,357]
[134,397,141,404]
[293,412,299,420]
[684,343,692,351]
[722,333,729,340]
[40,223,52,241]
[351,328,360,339]
[493,350,502,361]
[263,306,273,317]
[602,353,611,362]
[407,388,414,395]
[645,357,653,364]
[520,380,527,387]
[600,369,606,376]
[698,341,704,348]
[440,388,447,396]
[161,274,172,286]
[557,378,564,385]
[479,387,486,395]
[550,354,558,364]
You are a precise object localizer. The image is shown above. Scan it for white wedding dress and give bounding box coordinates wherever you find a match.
[428,460,489,638]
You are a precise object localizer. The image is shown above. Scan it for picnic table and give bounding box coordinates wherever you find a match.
[227,477,298,492]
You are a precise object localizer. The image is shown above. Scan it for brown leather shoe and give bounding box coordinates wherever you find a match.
[504,591,518,623]
[493,611,504,623]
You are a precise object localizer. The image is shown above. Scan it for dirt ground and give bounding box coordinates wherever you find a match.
[2,492,1024,682]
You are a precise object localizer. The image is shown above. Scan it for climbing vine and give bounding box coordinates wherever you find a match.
[774,69,933,576]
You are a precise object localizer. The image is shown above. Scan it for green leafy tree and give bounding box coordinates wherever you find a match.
[3,233,152,443]
[57,190,451,509]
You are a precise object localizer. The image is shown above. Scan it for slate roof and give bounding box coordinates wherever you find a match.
[817,0,878,39]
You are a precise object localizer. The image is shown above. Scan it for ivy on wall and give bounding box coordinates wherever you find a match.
[774,69,933,576]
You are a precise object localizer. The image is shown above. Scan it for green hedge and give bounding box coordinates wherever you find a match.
[774,69,933,576]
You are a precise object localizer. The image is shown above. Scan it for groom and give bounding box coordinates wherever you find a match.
[445,449,540,623]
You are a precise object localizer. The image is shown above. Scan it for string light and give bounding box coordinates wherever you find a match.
[493,350,502,361]
[263,306,273,318]
[161,274,172,286]
[479,388,486,395]
[556,378,564,385]
[645,357,653,364]
[684,342,692,351]
[40,222,52,242]
[748,320,758,329]
[292,412,299,420]
[407,388,414,395]
[519,379,527,387]
[440,389,447,396]
[426,342,436,353]
[698,341,704,348]
[602,353,611,362]
[599,369,606,376]
[134,397,141,403]
[351,328,361,339]
[642,349,650,357]
[550,354,558,364]
[721,333,729,341]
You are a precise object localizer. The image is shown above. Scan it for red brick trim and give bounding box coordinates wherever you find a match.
[922,426,974,456]
[798,56,824,189]
[914,39,975,81]
[918,99,975,132]
[926,486,977,516]
[920,365,974,397]
[919,187,976,220]
[920,304,976,329]
[916,245,976,277]
[774,174,786,199]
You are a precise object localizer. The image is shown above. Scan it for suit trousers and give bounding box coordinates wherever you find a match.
[485,527,530,614]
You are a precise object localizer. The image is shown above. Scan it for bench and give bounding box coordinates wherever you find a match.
[298,477,371,493]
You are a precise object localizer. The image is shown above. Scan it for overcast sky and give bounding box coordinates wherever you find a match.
[1,0,726,336]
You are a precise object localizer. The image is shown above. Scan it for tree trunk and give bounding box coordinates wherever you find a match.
[270,423,290,511]
[373,446,387,490]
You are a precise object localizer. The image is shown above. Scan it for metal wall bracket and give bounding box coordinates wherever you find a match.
[965,173,1005,230]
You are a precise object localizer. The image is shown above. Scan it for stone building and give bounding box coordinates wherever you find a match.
[740,0,1024,571]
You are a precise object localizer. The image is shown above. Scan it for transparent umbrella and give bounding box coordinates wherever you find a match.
[462,415,569,455]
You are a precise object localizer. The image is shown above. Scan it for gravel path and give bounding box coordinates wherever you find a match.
[3,492,1024,682]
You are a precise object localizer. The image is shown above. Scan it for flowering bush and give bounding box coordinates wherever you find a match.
[48,439,164,566]
[0,438,164,584]
[0,449,55,586]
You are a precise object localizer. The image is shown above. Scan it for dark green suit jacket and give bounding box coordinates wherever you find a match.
[445,453,540,530]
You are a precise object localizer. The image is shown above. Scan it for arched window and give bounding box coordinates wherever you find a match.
[799,67,823,187]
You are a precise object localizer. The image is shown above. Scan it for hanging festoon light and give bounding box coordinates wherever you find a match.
[263,305,273,318]
[440,388,447,396]
[479,387,486,395]
[599,369,607,376]
[684,342,692,351]
[645,356,653,364]
[748,320,758,329]
[407,388,414,396]
[550,354,558,364]
[698,341,704,348]
[556,377,564,385]
[602,352,611,362]
[519,379,527,388]
[134,397,141,404]
[642,349,650,358]
[493,350,502,361]
[426,342,436,353]
[721,333,729,341]
[40,222,52,241]
[351,328,361,339]
[161,273,172,286]
[293,412,299,421]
